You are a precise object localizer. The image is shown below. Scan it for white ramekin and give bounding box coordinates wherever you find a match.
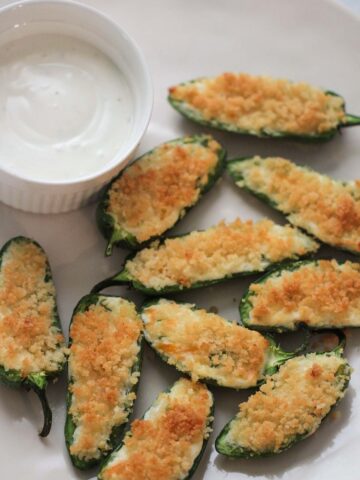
[0,0,153,213]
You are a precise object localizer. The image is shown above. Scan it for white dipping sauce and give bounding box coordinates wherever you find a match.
[0,34,134,181]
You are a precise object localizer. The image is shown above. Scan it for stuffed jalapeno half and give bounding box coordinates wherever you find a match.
[0,236,66,437]
[216,340,351,458]
[141,299,308,388]
[97,134,226,255]
[168,73,360,141]
[228,156,360,255]
[98,378,214,480]
[65,294,143,469]
[92,218,319,295]
[241,259,360,332]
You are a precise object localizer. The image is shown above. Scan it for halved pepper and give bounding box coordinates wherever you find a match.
[98,378,214,480]
[65,294,143,469]
[227,156,360,255]
[141,298,309,389]
[168,73,360,142]
[216,332,351,458]
[240,259,360,332]
[96,134,226,255]
[0,236,66,437]
[92,217,319,295]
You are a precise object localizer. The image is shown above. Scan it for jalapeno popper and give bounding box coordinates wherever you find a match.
[65,294,143,469]
[216,339,351,458]
[98,378,214,480]
[97,135,226,255]
[228,156,360,255]
[0,236,66,437]
[168,73,360,141]
[141,299,307,389]
[241,259,360,332]
[92,218,319,295]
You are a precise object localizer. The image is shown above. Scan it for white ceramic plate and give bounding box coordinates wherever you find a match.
[0,1,359,479]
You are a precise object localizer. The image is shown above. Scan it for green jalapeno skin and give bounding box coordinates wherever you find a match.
[91,262,307,297]
[240,259,360,332]
[91,258,316,296]
[215,332,350,458]
[97,378,214,480]
[168,79,360,142]
[140,298,309,389]
[65,294,143,470]
[0,236,66,437]
[91,222,319,296]
[96,134,226,256]
[227,156,360,256]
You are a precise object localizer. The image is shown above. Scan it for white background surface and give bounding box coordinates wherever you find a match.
[0,1,360,479]
[340,0,360,14]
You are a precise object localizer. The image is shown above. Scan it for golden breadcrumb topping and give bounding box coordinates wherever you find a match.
[248,260,360,329]
[169,73,345,135]
[101,379,212,480]
[69,297,142,461]
[233,156,360,253]
[228,354,348,453]
[125,218,318,290]
[108,137,221,242]
[143,300,269,388]
[0,240,65,376]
